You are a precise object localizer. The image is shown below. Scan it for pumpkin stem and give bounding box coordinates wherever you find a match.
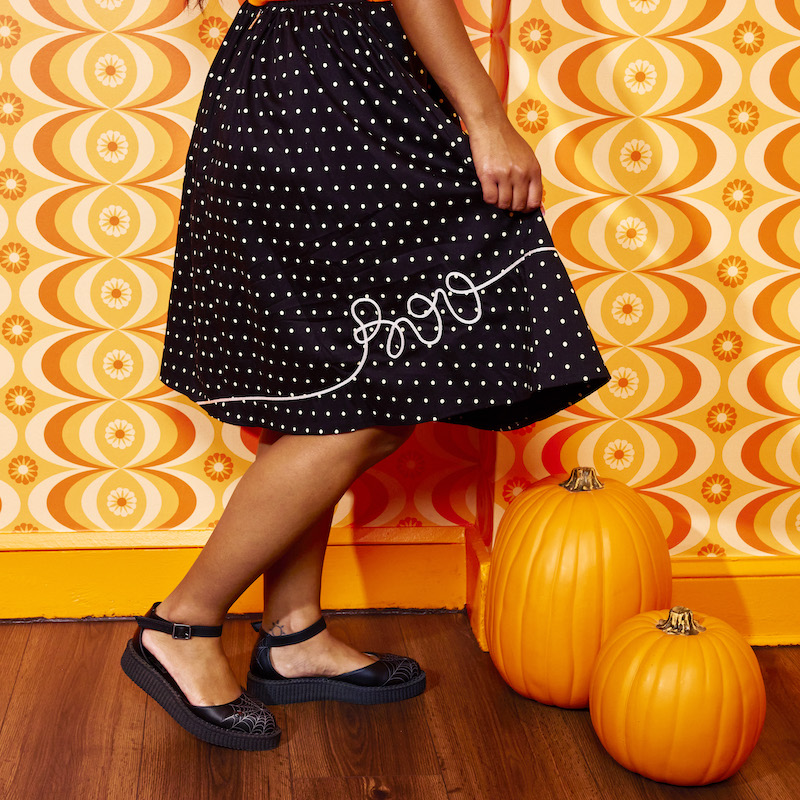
[656,606,706,636]
[559,467,604,492]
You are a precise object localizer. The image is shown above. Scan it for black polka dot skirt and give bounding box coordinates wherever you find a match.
[160,0,610,434]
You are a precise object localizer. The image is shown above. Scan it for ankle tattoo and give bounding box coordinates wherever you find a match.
[267,620,286,636]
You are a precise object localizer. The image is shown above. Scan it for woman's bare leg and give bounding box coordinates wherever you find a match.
[141,425,414,706]
[258,504,381,679]
[260,507,334,640]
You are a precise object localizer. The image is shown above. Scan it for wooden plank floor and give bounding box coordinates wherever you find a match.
[0,612,797,800]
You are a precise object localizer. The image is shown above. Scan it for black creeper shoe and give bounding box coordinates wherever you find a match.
[247,617,426,705]
[121,603,281,750]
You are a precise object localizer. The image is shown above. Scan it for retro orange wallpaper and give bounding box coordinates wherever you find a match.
[0,0,799,595]
[495,0,800,561]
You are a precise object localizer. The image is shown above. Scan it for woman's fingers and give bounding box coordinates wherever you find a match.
[480,175,500,207]
[494,178,514,210]
[526,175,542,211]
[471,123,543,213]
[480,167,541,212]
[511,183,529,213]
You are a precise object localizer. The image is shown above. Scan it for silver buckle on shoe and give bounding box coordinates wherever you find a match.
[172,623,192,640]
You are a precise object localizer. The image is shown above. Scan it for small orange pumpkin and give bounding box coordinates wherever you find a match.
[590,606,766,786]
[486,467,671,708]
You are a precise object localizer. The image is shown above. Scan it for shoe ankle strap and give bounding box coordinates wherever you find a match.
[135,602,223,640]
[257,617,327,646]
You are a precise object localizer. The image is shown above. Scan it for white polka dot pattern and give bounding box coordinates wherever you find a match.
[160,0,610,434]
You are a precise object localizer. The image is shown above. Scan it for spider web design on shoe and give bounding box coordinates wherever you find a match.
[375,653,422,685]
[222,694,280,735]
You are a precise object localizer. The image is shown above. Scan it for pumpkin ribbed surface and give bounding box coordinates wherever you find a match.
[589,608,766,786]
[486,470,671,708]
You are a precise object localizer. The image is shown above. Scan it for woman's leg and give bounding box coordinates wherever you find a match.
[141,425,414,706]
[258,504,381,680]
[260,507,335,640]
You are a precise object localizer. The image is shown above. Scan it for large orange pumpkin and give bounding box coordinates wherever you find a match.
[589,606,766,785]
[486,467,671,708]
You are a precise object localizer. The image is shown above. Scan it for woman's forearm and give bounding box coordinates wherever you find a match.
[389,0,507,129]
[390,0,542,211]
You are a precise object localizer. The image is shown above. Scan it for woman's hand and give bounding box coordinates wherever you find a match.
[390,0,543,213]
[467,117,543,213]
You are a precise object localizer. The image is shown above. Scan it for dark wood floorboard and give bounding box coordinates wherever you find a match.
[133,620,293,800]
[286,615,440,780]
[291,775,450,799]
[0,623,30,730]
[0,622,144,800]
[399,613,560,799]
[0,613,797,800]
[741,645,800,799]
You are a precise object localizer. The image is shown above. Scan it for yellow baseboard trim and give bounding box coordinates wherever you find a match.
[0,526,466,551]
[465,526,491,651]
[671,571,800,645]
[0,543,466,619]
[466,544,800,649]
[670,556,800,579]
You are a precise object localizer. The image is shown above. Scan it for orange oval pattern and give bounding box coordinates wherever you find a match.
[499,0,800,558]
